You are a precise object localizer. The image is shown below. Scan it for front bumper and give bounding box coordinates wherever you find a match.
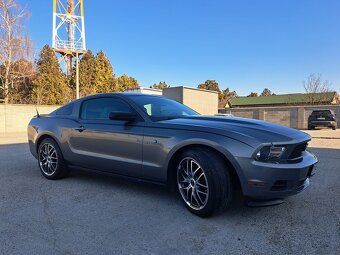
[238,151,318,199]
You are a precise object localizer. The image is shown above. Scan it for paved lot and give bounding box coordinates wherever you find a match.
[305,129,340,148]
[304,128,340,139]
[0,132,339,254]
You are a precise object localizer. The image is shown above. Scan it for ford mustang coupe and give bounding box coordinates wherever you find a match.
[28,93,318,217]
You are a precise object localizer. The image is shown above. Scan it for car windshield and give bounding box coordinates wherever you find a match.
[129,95,199,121]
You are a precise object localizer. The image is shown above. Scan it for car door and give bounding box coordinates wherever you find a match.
[68,96,144,178]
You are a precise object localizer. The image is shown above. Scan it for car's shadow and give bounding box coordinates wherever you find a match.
[62,146,339,219]
[68,169,292,221]
[68,168,251,215]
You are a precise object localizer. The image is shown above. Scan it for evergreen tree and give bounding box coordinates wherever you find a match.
[261,88,272,96]
[221,88,238,100]
[32,45,70,105]
[198,80,224,100]
[94,50,115,93]
[115,74,139,92]
[77,50,97,97]
[151,81,169,89]
[247,92,258,97]
[198,80,221,93]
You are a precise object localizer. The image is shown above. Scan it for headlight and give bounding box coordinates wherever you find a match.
[256,146,286,162]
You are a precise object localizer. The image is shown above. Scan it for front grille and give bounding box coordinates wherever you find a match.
[289,143,307,159]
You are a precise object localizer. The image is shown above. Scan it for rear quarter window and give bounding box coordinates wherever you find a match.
[56,103,74,116]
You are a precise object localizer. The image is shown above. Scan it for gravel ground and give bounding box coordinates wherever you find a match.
[0,133,339,255]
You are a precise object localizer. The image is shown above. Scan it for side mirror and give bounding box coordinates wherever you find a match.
[109,111,136,121]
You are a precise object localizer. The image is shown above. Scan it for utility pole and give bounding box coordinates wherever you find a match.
[52,0,86,99]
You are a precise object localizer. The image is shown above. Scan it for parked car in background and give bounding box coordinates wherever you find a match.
[28,93,318,217]
[308,109,337,130]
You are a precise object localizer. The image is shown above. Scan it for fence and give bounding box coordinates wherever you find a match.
[219,105,340,129]
[0,104,59,135]
[1,104,339,135]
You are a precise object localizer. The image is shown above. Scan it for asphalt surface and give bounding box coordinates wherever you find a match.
[0,139,339,254]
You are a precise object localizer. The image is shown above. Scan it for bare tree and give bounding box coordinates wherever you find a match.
[0,0,32,103]
[303,73,332,105]
[7,59,35,103]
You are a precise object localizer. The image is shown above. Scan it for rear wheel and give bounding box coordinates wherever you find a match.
[176,148,232,217]
[332,126,336,130]
[38,138,69,180]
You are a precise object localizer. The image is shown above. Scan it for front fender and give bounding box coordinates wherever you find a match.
[164,135,254,186]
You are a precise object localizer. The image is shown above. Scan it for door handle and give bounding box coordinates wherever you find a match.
[75,126,86,132]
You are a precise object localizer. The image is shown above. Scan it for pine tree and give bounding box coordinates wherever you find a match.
[115,74,139,92]
[198,80,224,100]
[247,92,258,97]
[261,88,272,96]
[198,80,221,93]
[32,45,71,105]
[94,50,115,93]
[150,81,169,89]
[77,50,96,97]
[221,88,238,100]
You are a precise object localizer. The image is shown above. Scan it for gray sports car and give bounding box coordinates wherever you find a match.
[28,93,318,217]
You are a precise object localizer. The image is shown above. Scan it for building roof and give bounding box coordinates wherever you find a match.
[227,92,337,108]
[164,86,219,94]
[125,87,162,92]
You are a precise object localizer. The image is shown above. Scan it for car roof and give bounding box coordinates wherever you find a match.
[311,109,333,112]
[74,92,162,102]
[311,109,334,114]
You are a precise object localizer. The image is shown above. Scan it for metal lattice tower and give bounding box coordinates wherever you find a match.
[52,0,86,98]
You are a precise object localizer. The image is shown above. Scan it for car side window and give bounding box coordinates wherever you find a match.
[80,97,132,120]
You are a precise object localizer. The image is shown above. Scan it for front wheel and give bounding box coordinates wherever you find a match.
[176,148,232,217]
[38,138,69,180]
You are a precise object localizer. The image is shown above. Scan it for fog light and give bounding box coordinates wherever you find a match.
[247,181,267,187]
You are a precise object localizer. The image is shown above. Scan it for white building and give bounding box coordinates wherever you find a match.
[163,86,218,115]
[125,87,162,95]
[125,86,218,115]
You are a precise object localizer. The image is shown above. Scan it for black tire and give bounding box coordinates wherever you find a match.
[38,138,69,180]
[332,126,336,130]
[176,148,232,217]
[308,126,313,130]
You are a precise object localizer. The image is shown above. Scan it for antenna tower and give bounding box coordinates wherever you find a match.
[52,0,86,99]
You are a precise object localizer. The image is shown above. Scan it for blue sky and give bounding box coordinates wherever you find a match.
[21,0,340,96]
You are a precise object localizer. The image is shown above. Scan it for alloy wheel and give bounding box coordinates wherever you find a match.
[39,143,58,176]
[177,157,209,210]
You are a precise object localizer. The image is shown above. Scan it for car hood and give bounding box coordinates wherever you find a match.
[157,116,311,148]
